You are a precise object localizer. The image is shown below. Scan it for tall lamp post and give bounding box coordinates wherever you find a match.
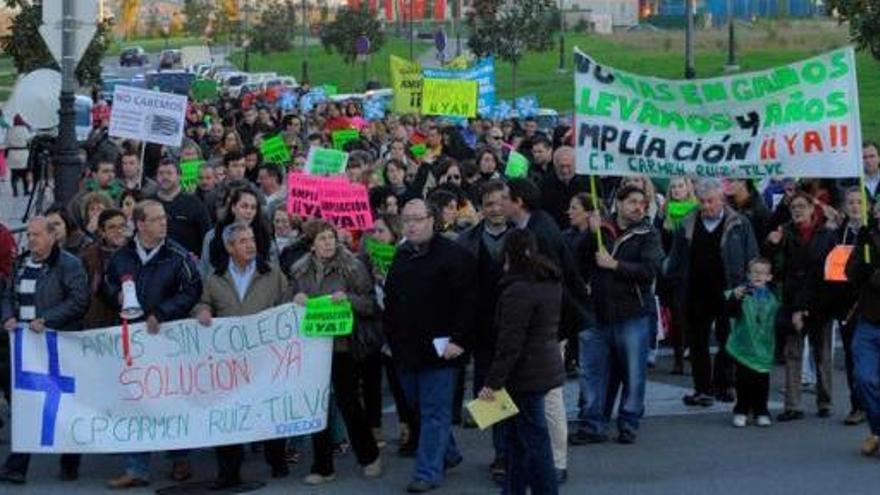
[557,0,566,72]
[302,0,309,83]
[684,0,696,79]
[55,0,82,208]
[724,0,739,72]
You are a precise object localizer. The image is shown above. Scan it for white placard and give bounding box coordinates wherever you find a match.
[109,86,188,147]
[10,303,332,453]
[574,47,862,178]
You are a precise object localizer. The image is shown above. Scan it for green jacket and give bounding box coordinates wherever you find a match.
[724,288,780,373]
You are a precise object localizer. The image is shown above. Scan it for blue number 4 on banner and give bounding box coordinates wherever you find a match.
[14,327,76,446]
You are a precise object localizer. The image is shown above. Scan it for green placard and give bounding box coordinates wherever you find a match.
[322,84,338,96]
[180,159,204,192]
[410,143,427,158]
[302,295,353,337]
[306,147,348,176]
[191,79,219,102]
[261,135,292,165]
[331,129,360,150]
[365,238,397,277]
[505,151,529,179]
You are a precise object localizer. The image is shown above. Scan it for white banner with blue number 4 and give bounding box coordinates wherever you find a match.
[10,303,332,453]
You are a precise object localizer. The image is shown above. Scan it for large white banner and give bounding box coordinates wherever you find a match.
[109,85,188,147]
[10,303,332,453]
[574,47,862,178]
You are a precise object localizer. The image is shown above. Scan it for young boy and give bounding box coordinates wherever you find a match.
[725,257,779,427]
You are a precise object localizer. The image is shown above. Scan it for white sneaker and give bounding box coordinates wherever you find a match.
[363,457,382,478]
[303,473,337,485]
[732,414,748,428]
[756,415,772,427]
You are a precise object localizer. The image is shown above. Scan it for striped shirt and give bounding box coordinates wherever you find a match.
[17,258,43,323]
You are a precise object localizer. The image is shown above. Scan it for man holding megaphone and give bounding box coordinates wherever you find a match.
[104,198,202,489]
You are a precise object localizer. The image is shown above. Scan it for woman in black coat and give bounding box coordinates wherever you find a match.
[479,229,564,495]
[765,191,837,421]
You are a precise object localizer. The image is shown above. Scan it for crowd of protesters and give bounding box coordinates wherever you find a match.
[0,85,878,495]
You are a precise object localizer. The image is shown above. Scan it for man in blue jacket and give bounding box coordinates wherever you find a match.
[104,199,202,489]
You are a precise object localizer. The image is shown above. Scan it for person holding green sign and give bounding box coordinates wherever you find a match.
[289,220,383,485]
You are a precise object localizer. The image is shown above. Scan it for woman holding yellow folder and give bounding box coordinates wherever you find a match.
[479,229,565,494]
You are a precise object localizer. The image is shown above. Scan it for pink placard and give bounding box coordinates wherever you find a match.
[317,180,375,231]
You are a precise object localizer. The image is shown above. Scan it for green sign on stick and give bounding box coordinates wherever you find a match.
[306,147,348,176]
[302,295,353,337]
[261,135,292,165]
[180,159,204,192]
[505,151,529,179]
[332,129,360,150]
[364,238,397,277]
[191,79,219,102]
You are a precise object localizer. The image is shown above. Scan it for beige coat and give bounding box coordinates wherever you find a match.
[195,262,289,318]
[289,247,375,352]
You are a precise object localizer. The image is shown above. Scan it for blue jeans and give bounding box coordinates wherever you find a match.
[505,390,558,495]
[124,449,189,479]
[578,316,650,435]
[397,365,462,486]
[853,318,880,436]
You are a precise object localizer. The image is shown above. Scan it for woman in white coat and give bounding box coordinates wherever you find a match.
[5,114,32,197]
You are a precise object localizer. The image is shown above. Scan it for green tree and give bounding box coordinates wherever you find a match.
[466,0,556,98]
[827,0,880,59]
[319,6,385,65]
[251,2,295,54]
[0,1,109,86]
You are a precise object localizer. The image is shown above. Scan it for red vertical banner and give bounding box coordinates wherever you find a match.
[434,0,446,20]
[369,0,379,11]
[385,0,395,20]
[415,0,426,19]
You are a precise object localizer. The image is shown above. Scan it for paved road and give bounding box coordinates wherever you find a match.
[1,353,877,494]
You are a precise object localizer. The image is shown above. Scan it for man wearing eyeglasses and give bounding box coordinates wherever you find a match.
[104,200,202,489]
[384,199,477,493]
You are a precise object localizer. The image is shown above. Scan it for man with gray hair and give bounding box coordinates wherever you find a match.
[539,146,590,230]
[0,216,89,484]
[666,177,759,407]
[195,222,290,489]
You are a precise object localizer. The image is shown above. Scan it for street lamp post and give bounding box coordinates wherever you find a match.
[242,1,252,72]
[558,0,566,72]
[302,0,309,83]
[55,0,82,208]
[725,0,739,72]
[684,0,696,79]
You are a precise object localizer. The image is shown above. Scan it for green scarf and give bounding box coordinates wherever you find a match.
[664,199,698,230]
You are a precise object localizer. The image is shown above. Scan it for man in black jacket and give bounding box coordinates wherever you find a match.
[570,186,663,446]
[539,146,590,230]
[385,199,477,493]
[0,217,89,484]
[153,159,212,257]
[104,200,202,489]
[845,224,880,456]
[455,179,512,479]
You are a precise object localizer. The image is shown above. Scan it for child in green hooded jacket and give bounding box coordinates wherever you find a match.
[725,257,779,428]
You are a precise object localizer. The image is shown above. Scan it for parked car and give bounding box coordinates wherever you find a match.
[159,49,182,69]
[119,46,148,67]
[144,70,196,96]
